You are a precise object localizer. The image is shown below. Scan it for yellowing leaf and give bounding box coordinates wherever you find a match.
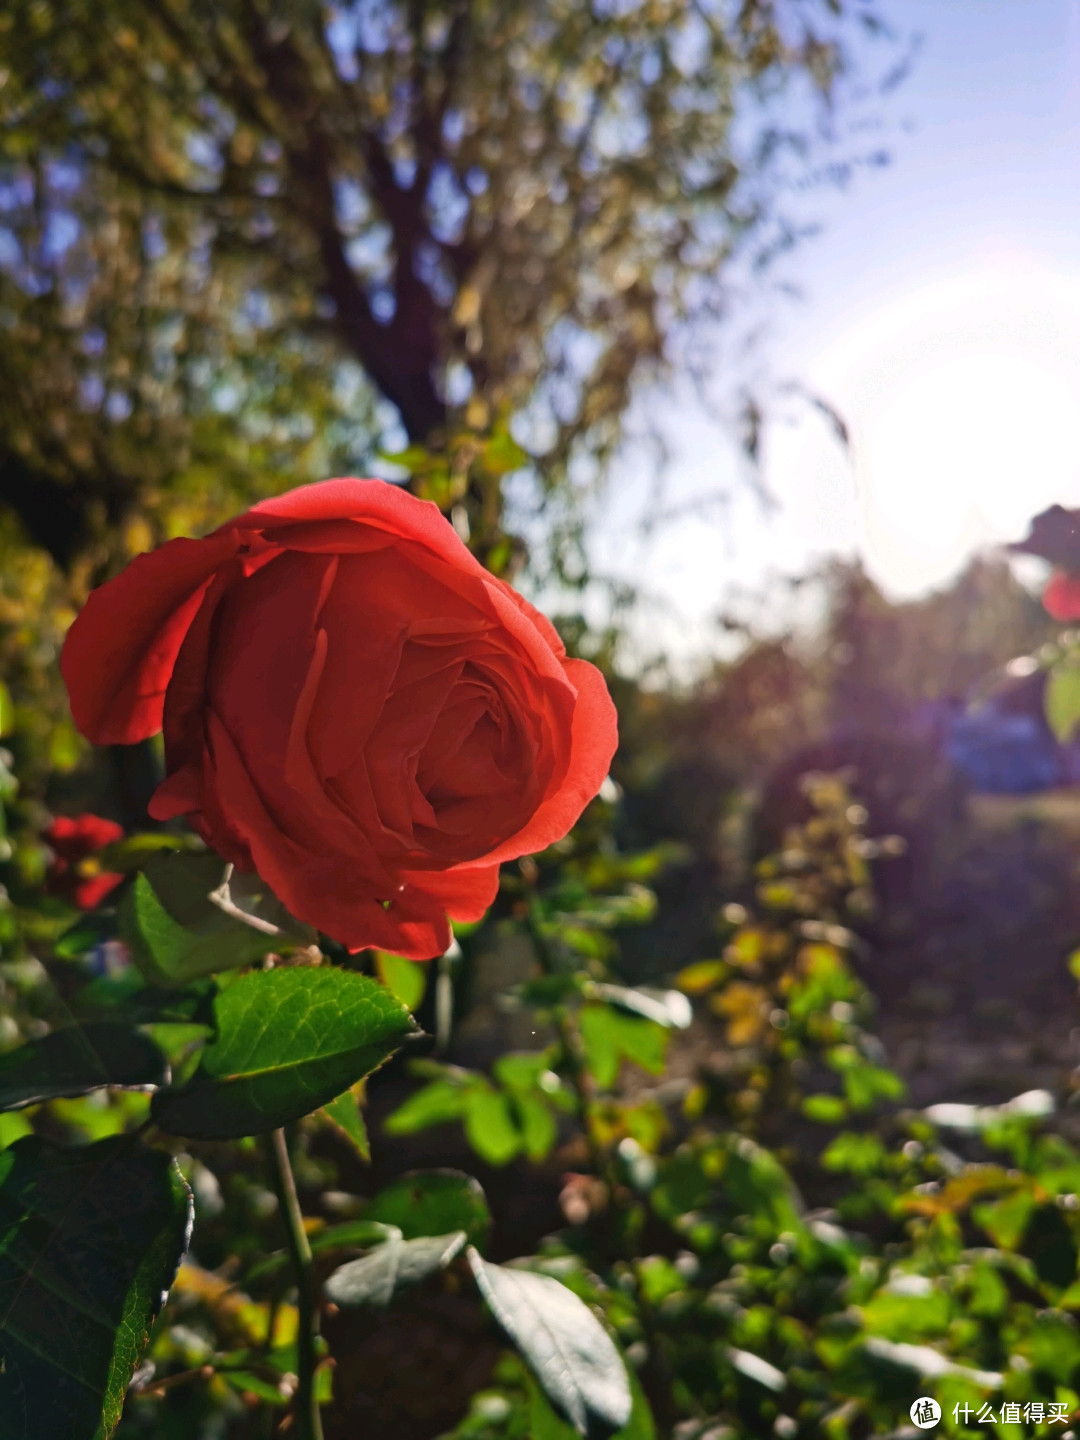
[1046,663,1080,742]
[710,982,770,1046]
[674,960,727,994]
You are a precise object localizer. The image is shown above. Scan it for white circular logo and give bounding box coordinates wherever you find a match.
[910,1397,941,1429]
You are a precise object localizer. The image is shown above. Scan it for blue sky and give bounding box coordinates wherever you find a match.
[592,0,1080,664]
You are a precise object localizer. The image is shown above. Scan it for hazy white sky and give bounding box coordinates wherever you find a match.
[593,0,1080,662]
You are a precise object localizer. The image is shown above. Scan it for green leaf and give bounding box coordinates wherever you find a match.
[324,1230,466,1307]
[973,1190,1037,1250]
[48,718,84,773]
[1026,1311,1080,1383]
[493,1052,552,1092]
[802,1094,848,1125]
[722,1137,803,1234]
[75,970,214,1026]
[53,912,118,962]
[464,1087,522,1166]
[0,1114,32,1152]
[467,1249,632,1437]
[321,1088,370,1161]
[860,1285,950,1341]
[0,1135,192,1439]
[311,1220,398,1256]
[578,1005,668,1090]
[120,854,306,987]
[383,1079,471,1135]
[151,966,414,1139]
[364,1170,491,1248]
[377,443,434,471]
[220,1370,289,1407]
[245,1218,396,1285]
[374,951,428,1011]
[512,1092,559,1161]
[842,1064,906,1111]
[821,1131,887,1175]
[0,681,13,738]
[95,833,196,873]
[1046,663,1080,742]
[0,1023,169,1111]
[480,429,529,476]
[1023,1204,1079,1289]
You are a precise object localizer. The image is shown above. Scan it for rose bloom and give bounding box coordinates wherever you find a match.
[62,479,618,957]
[45,813,125,910]
[1043,570,1080,622]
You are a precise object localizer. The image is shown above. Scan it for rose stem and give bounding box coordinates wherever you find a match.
[267,1126,324,1440]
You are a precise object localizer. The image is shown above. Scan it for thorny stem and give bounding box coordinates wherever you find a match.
[267,1127,324,1440]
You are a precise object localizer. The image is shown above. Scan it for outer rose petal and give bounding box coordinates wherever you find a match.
[400,863,501,924]
[244,478,499,589]
[61,530,242,744]
[1044,571,1080,622]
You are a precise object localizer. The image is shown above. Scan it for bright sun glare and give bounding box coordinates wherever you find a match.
[811,261,1080,598]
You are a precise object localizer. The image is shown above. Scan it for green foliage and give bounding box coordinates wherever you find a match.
[362,1170,492,1250]
[320,1086,370,1162]
[151,965,415,1138]
[375,949,429,1012]
[0,1020,167,1110]
[578,1005,669,1090]
[0,1136,191,1440]
[4,571,1080,1438]
[385,1057,570,1168]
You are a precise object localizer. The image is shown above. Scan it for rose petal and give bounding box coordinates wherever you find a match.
[205,711,446,955]
[400,863,501,924]
[61,530,244,744]
[467,657,618,864]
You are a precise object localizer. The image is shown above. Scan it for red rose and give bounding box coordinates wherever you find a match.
[61,479,618,957]
[1044,571,1080,622]
[45,812,125,910]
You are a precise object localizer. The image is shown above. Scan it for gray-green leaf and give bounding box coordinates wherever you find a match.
[467,1248,632,1437]
[0,1135,192,1440]
[120,853,309,987]
[0,1023,169,1111]
[151,965,414,1139]
[324,1230,466,1307]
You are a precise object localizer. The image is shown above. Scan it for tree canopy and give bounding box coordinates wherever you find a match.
[0,0,886,572]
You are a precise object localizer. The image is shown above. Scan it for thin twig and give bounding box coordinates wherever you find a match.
[208,863,282,935]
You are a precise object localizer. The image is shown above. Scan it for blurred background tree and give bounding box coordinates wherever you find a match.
[0,0,886,579]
